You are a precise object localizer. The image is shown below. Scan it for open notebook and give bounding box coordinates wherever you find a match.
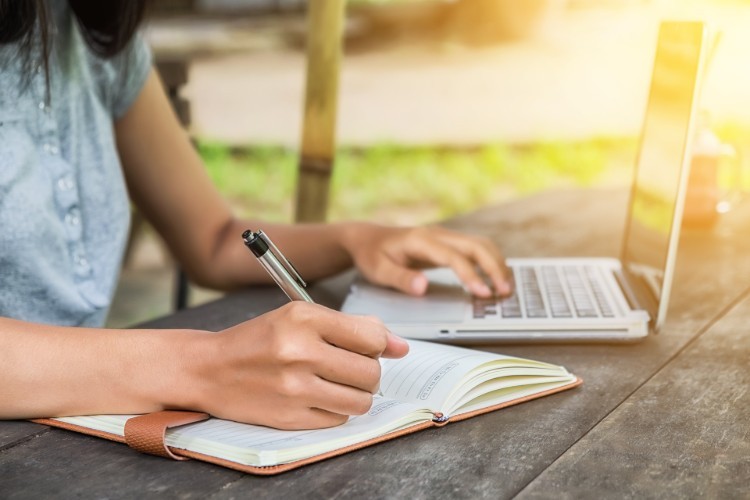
[36,341,580,475]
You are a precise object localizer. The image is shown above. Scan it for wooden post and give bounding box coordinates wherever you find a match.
[294,0,346,223]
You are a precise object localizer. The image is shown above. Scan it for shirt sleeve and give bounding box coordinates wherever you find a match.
[106,34,153,119]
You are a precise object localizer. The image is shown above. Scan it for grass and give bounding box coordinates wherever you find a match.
[197,137,638,226]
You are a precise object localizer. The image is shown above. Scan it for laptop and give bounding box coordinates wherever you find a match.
[341,21,709,343]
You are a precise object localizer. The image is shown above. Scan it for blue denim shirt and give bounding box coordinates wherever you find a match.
[0,2,152,326]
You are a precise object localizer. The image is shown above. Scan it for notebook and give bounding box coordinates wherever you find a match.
[341,21,709,343]
[35,340,580,475]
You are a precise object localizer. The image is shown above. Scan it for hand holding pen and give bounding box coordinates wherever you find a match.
[227,229,408,428]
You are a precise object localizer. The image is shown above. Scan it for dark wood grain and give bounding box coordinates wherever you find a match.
[0,429,245,500]
[2,189,747,498]
[517,291,750,499]
[0,421,50,451]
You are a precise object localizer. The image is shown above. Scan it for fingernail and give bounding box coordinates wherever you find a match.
[388,331,410,349]
[471,282,492,296]
[392,333,409,345]
[497,281,512,295]
[411,275,428,295]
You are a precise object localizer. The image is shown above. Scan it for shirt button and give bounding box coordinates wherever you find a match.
[65,210,81,227]
[57,177,74,191]
[73,252,90,271]
[38,101,45,110]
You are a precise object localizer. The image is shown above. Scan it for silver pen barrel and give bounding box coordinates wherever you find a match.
[257,251,314,303]
[242,230,314,303]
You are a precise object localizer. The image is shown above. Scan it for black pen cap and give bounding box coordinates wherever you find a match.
[242,230,269,257]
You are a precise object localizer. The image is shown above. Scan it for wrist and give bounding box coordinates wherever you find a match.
[336,221,379,256]
[145,329,218,414]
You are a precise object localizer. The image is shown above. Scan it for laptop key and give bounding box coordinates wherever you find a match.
[576,309,599,318]
[542,266,572,317]
[500,294,522,318]
[562,266,603,318]
[501,307,523,318]
[552,311,573,318]
[519,267,549,318]
[527,309,548,318]
[585,266,617,318]
[473,297,500,318]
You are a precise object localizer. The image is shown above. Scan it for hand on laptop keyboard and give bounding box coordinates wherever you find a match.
[340,224,513,299]
[472,265,616,319]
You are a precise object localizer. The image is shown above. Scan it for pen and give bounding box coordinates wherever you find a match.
[242,229,314,303]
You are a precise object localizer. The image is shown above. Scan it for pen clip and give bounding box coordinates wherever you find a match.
[257,230,308,288]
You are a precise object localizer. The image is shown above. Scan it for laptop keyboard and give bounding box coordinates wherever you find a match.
[472,265,616,319]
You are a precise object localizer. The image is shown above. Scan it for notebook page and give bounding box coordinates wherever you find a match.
[379,340,565,413]
[56,397,433,467]
[167,397,433,466]
[452,379,576,417]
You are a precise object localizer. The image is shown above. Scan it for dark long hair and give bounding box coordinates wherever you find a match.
[1,0,149,99]
[1,0,149,56]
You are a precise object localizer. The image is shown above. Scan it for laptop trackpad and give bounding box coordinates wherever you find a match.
[345,272,467,324]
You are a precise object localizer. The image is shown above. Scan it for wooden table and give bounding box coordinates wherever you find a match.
[2,189,748,498]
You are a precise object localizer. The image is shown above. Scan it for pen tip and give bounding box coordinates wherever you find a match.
[242,229,252,240]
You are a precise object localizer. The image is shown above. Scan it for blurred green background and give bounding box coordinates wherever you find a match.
[197,137,637,225]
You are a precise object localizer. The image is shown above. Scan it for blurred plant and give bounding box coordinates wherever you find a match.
[198,142,298,223]
[197,137,636,225]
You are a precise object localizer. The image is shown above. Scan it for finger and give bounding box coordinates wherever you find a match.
[402,236,493,297]
[305,408,351,429]
[364,256,429,296]
[345,316,409,359]
[382,331,409,359]
[314,308,390,358]
[308,377,375,417]
[272,407,350,430]
[315,343,383,392]
[432,231,512,296]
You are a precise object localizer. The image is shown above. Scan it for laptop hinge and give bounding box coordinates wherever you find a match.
[614,267,659,331]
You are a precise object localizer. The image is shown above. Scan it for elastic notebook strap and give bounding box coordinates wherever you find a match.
[124,411,209,461]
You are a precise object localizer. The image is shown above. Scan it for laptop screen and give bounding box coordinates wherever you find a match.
[621,21,706,328]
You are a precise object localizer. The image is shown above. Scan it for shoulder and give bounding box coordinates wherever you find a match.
[51,0,153,119]
[83,35,154,120]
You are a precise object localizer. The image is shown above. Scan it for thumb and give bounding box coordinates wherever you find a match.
[368,258,429,296]
[382,331,410,359]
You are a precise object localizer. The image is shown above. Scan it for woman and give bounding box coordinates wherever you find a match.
[0,0,511,429]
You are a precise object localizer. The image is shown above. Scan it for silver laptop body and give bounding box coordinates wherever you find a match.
[342,21,709,343]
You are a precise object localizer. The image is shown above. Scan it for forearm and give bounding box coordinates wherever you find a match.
[0,306,408,430]
[115,72,367,290]
[0,317,208,419]
[191,218,368,290]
